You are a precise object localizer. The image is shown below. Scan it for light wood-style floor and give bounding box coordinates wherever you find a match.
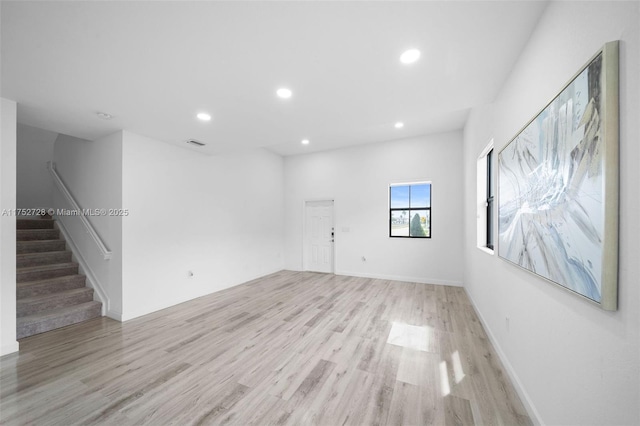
[0,271,531,425]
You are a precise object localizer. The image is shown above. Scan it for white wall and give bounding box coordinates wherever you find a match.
[284,132,463,286]
[16,123,57,212]
[462,2,639,425]
[121,131,284,320]
[0,98,19,356]
[53,132,123,318]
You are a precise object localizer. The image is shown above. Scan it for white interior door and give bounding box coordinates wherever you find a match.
[304,200,334,273]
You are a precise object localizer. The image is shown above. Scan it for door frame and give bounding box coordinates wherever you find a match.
[302,198,335,273]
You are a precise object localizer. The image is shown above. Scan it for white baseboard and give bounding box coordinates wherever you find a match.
[106,309,123,321]
[119,266,285,322]
[335,270,463,287]
[465,290,543,425]
[1,341,19,357]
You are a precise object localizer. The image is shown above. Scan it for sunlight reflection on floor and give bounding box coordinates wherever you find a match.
[452,350,466,384]
[386,322,434,352]
[439,360,451,396]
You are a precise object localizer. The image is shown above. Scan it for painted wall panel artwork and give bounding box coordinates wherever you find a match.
[498,41,619,310]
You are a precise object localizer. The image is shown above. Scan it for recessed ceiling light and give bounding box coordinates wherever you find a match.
[400,49,421,64]
[196,112,211,121]
[301,139,310,145]
[277,88,293,99]
[395,122,404,129]
[96,112,113,120]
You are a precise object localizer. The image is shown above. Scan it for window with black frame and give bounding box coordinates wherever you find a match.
[389,182,431,238]
[486,149,494,250]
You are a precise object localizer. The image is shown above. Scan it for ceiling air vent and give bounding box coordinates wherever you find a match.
[186,139,206,147]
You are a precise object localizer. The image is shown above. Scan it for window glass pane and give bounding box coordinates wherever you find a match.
[486,149,493,248]
[487,150,493,198]
[409,210,430,237]
[390,186,410,208]
[410,184,430,208]
[391,210,409,236]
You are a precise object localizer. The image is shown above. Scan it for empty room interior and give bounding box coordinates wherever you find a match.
[1,1,639,425]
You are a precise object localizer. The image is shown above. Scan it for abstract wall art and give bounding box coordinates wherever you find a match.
[498,41,619,310]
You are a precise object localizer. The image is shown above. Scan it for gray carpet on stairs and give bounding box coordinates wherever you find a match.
[15,218,102,339]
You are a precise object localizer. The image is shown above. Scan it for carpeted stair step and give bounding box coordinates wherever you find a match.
[17,263,79,283]
[17,275,87,298]
[17,287,94,317]
[14,218,104,339]
[16,219,55,229]
[16,251,72,268]
[17,240,66,254]
[17,229,60,241]
[17,301,102,339]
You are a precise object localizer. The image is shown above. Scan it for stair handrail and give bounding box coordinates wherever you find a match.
[47,161,112,260]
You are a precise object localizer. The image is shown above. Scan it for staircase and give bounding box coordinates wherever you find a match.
[16,218,102,339]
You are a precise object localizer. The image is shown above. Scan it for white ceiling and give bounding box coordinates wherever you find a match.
[1,1,548,156]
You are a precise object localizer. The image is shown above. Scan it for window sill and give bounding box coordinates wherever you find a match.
[477,246,494,256]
